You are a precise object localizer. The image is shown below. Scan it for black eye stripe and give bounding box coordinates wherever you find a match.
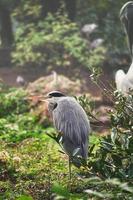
[48,91,65,97]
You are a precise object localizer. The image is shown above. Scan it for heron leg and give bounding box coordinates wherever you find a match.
[68,157,72,181]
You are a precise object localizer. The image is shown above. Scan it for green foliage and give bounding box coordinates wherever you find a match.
[88,133,133,180]
[84,91,133,199]
[84,177,133,199]
[76,0,128,53]
[12,0,41,22]
[0,87,28,117]
[61,93,133,199]
[0,86,133,199]
[52,183,88,200]
[0,0,129,66]
[1,0,133,199]
[76,94,95,119]
[16,195,33,200]
[0,86,67,199]
[12,14,105,69]
[0,86,45,143]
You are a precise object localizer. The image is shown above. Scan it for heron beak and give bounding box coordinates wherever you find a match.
[40,100,47,102]
[39,96,49,102]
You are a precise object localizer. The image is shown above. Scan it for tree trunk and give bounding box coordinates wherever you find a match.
[41,0,61,18]
[65,0,76,20]
[0,5,14,47]
[41,0,76,21]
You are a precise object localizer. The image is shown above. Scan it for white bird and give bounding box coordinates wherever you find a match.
[16,75,26,86]
[90,38,104,49]
[115,2,133,94]
[115,65,133,93]
[81,23,97,39]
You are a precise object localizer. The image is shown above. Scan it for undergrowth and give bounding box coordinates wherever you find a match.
[0,84,133,199]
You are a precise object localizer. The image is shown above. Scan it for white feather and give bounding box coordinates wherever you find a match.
[115,61,133,94]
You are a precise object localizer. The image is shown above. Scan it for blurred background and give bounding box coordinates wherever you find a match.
[0,0,130,95]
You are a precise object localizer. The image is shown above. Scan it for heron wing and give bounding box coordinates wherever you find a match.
[52,97,90,158]
[115,69,133,93]
[115,70,126,91]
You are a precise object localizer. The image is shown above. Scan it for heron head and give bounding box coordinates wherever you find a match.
[46,91,66,98]
[41,91,65,111]
[40,91,65,103]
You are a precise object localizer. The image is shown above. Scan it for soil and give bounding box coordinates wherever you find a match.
[0,64,114,98]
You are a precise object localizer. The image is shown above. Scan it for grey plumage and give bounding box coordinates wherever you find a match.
[46,91,90,166]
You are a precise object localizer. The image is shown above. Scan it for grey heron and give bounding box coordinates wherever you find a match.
[44,91,90,179]
[115,1,133,94]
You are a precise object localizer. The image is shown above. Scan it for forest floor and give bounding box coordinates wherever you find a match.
[0,64,114,97]
[0,61,131,200]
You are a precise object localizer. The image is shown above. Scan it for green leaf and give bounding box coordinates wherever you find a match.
[16,195,33,200]
[85,189,111,198]
[52,183,70,198]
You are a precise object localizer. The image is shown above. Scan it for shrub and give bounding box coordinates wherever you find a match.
[76,0,127,53]
[12,14,106,69]
[83,91,133,199]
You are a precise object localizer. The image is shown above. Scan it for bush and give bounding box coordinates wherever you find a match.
[76,0,127,54]
[0,85,133,199]
[0,86,46,143]
[82,91,133,199]
[12,14,105,69]
[0,87,28,117]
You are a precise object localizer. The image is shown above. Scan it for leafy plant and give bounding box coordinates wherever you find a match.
[76,0,128,54]
[0,87,28,117]
[12,14,105,70]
